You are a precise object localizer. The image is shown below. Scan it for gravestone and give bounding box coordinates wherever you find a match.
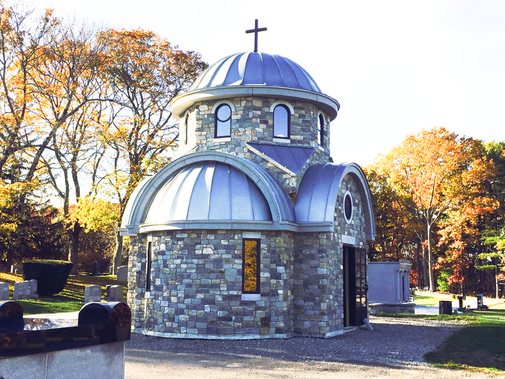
[27,279,38,299]
[439,300,452,315]
[92,261,100,276]
[0,282,9,300]
[84,285,101,303]
[116,266,127,282]
[105,285,124,302]
[12,282,27,300]
[0,300,25,332]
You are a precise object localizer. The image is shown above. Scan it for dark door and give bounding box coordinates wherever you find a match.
[343,246,368,326]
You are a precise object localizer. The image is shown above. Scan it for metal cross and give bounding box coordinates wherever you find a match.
[246,19,267,53]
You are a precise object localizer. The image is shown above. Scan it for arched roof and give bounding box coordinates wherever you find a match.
[170,52,340,121]
[145,162,272,223]
[120,152,296,235]
[295,163,376,240]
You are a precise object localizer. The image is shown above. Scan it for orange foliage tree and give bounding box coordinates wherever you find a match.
[97,29,207,272]
[371,127,498,291]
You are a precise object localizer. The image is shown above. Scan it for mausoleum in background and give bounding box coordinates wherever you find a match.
[120,22,376,339]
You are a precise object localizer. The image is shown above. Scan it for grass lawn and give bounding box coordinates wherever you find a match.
[0,272,127,315]
[380,309,505,372]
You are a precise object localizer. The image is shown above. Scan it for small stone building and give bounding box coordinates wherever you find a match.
[120,51,376,339]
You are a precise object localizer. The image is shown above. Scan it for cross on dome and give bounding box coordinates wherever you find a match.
[246,19,267,53]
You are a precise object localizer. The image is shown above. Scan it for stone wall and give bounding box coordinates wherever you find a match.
[293,232,343,337]
[127,230,295,339]
[177,97,332,194]
[335,174,368,249]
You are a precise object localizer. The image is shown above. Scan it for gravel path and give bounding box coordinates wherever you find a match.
[125,317,500,378]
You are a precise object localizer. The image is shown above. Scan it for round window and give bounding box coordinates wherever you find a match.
[344,192,353,223]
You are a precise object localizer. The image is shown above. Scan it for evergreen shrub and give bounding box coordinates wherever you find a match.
[22,259,73,296]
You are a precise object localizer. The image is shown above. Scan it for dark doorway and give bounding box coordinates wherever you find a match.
[343,246,368,326]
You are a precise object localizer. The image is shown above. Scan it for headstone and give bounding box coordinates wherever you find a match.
[27,279,38,299]
[0,282,9,300]
[10,264,22,274]
[439,300,452,315]
[117,265,127,282]
[92,261,100,276]
[78,302,131,342]
[105,285,124,302]
[84,285,102,303]
[12,282,28,300]
[457,296,465,311]
[0,300,25,332]
[477,294,487,310]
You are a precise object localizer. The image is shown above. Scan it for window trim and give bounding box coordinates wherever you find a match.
[242,238,260,294]
[146,235,153,291]
[343,191,353,224]
[214,103,232,138]
[273,104,291,139]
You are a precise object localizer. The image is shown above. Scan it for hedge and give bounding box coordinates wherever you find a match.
[22,260,74,296]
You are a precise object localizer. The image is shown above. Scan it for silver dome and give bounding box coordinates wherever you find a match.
[191,52,322,92]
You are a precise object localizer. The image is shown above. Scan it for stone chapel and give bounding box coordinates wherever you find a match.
[120,26,376,339]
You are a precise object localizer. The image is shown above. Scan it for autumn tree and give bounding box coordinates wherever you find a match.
[372,127,497,291]
[97,29,207,272]
[0,3,58,181]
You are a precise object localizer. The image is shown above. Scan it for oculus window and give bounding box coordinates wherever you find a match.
[215,104,231,137]
[318,114,324,146]
[273,105,290,138]
[344,191,353,223]
[243,239,260,293]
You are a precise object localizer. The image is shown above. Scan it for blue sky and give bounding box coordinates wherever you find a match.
[35,0,505,166]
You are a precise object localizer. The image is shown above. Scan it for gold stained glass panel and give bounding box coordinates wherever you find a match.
[243,239,259,293]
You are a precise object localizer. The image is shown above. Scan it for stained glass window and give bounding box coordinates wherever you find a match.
[243,239,259,293]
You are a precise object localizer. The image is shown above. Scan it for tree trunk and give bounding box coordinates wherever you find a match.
[496,267,499,299]
[113,231,123,275]
[427,222,436,292]
[422,244,428,289]
[68,222,82,275]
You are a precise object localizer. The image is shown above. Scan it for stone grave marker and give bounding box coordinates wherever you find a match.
[27,279,38,299]
[0,282,9,300]
[12,282,28,300]
[105,285,124,302]
[84,285,101,303]
[116,265,127,282]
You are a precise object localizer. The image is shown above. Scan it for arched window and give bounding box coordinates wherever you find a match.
[215,104,231,138]
[318,114,325,146]
[273,105,290,138]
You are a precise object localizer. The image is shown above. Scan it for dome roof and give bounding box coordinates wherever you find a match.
[145,162,272,224]
[190,52,322,93]
[170,52,340,120]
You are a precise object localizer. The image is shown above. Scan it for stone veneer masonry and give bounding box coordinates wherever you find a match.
[126,174,369,339]
[128,230,295,339]
[177,97,332,194]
